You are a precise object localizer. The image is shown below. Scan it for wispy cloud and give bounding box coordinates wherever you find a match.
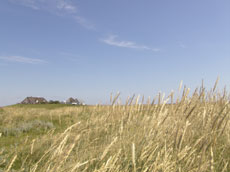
[101,35,160,52]
[8,0,94,29]
[74,16,96,30]
[9,0,40,10]
[9,0,77,13]
[55,0,77,13]
[0,56,46,64]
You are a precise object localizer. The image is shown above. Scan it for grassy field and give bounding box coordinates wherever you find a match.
[1,85,230,171]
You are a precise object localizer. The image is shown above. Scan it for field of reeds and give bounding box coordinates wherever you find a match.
[1,82,230,172]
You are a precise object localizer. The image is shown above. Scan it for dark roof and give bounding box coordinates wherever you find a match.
[21,97,47,104]
[66,97,80,104]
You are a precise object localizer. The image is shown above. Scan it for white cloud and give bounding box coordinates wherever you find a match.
[101,35,160,52]
[0,56,46,64]
[9,0,77,13]
[8,0,95,29]
[9,0,40,10]
[55,0,77,14]
[56,0,77,13]
[74,16,96,30]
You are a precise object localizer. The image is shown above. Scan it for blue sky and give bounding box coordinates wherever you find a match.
[0,0,230,106]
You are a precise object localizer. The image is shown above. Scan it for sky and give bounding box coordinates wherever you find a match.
[0,0,230,106]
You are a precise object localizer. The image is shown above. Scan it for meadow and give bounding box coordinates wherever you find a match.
[1,83,230,171]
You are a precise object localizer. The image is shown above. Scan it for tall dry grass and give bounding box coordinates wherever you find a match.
[1,83,230,171]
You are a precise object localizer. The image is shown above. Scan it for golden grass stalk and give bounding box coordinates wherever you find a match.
[132,143,137,172]
[5,155,17,172]
[101,137,118,160]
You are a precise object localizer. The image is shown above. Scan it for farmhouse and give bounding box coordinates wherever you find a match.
[21,97,47,104]
[66,97,81,105]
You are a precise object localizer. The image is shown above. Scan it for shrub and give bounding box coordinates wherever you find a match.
[0,120,54,136]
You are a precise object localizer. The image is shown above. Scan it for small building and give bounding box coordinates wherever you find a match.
[66,97,81,105]
[21,97,47,104]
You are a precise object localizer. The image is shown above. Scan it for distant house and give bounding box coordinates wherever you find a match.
[21,97,47,104]
[66,97,81,105]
